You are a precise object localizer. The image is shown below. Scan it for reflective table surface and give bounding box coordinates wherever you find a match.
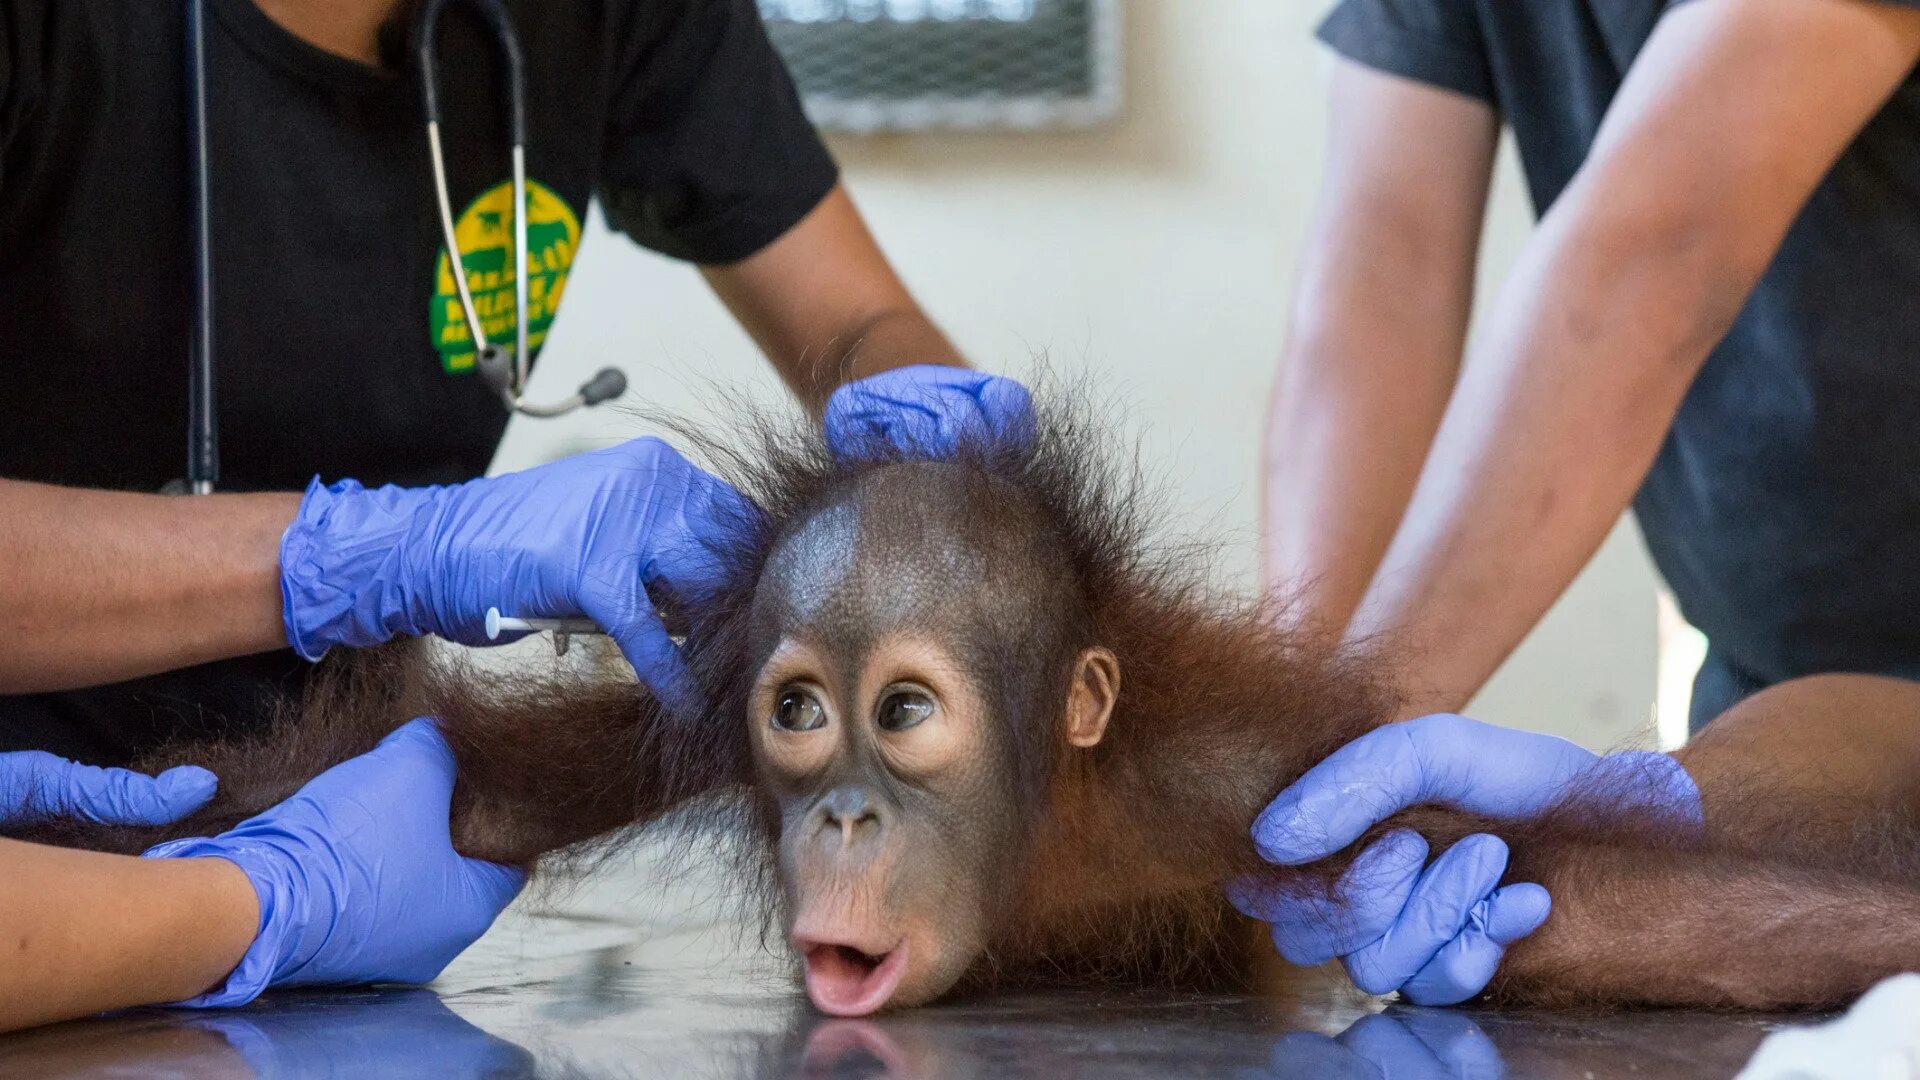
[0,845,1808,1079]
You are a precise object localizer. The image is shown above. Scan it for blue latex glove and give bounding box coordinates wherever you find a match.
[0,751,216,825]
[144,718,526,1007]
[1239,1009,1507,1080]
[823,364,1035,459]
[1230,713,1701,1005]
[280,437,753,708]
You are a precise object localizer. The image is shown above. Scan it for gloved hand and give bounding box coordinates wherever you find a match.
[1229,713,1701,1005]
[823,364,1035,459]
[0,751,216,825]
[144,718,525,1007]
[280,437,753,708]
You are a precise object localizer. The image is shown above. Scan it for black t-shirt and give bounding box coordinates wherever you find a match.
[0,0,837,763]
[1319,0,1920,690]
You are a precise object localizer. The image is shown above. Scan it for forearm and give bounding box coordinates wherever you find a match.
[1264,281,1471,633]
[1490,839,1920,1010]
[0,480,294,693]
[701,185,964,415]
[787,307,964,415]
[1345,203,1735,715]
[1263,62,1495,634]
[1343,0,1920,716]
[0,838,257,1031]
[1440,684,1920,1010]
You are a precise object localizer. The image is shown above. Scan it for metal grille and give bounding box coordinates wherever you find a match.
[758,0,1121,133]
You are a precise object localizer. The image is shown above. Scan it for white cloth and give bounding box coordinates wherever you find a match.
[1738,973,1920,1080]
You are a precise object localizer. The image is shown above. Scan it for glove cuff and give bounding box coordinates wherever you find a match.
[1576,750,1705,829]
[141,837,315,1008]
[280,476,445,660]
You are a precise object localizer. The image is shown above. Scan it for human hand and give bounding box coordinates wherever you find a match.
[1230,713,1700,1004]
[144,718,525,1007]
[280,437,754,707]
[0,751,215,826]
[823,365,1034,459]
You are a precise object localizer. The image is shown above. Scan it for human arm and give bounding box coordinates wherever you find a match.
[0,752,244,1031]
[1343,0,1920,715]
[1262,61,1497,633]
[702,184,965,413]
[0,718,519,1032]
[0,839,257,1032]
[0,440,749,707]
[0,480,293,693]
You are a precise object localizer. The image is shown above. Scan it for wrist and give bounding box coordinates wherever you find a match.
[279,477,450,659]
[142,836,325,1007]
[1579,750,1705,827]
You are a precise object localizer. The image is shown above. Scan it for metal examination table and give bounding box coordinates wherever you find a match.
[0,844,1799,1078]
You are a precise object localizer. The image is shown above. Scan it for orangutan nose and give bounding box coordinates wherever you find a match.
[814,785,885,849]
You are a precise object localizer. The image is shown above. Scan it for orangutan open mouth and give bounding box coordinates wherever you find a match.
[798,939,909,1016]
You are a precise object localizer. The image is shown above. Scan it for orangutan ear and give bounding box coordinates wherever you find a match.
[1065,647,1121,748]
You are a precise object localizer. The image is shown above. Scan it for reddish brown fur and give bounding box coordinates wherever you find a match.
[9,387,1920,1011]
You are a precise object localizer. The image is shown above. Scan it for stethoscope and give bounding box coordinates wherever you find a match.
[178,0,628,495]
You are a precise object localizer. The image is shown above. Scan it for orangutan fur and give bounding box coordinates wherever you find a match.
[9,386,1920,1012]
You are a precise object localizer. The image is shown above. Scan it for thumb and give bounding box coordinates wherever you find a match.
[461,856,529,913]
[614,617,697,715]
[360,717,460,806]
[1253,726,1429,864]
[12,752,219,825]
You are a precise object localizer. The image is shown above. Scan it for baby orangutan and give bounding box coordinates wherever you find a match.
[10,391,1920,1016]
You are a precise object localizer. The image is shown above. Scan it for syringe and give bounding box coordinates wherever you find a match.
[484,607,605,656]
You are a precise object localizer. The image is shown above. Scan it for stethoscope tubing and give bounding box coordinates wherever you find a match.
[185,0,218,494]
[415,0,533,411]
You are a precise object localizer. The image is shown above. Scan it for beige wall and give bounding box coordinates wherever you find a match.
[498,0,1663,750]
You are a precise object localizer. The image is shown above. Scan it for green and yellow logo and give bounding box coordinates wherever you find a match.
[429,179,581,373]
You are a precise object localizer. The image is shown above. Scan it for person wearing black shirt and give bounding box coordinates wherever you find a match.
[1252,0,1920,1004]
[0,0,985,763]
[0,0,1043,1021]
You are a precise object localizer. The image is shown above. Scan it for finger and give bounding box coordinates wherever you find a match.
[149,766,221,820]
[364,717,459,805]
[1344,834,1510,996]
[613,617,696,715]
[652,469,761,601]
[1399,882,1550,1007]
[1253,725,1432,864]
[1234,830,1429,966]
[971,376,1036,447]
[17,754,220,825]
[1411,714,1597,819]
[460,857,529,924]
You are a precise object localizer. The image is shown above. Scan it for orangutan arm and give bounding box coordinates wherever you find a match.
[1486,835,1920,1009]
[1470,674,1920,1009]
[1,648,743,869]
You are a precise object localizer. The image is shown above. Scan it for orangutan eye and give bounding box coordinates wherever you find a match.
[772,690,827,732]
[877,690,935,732]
